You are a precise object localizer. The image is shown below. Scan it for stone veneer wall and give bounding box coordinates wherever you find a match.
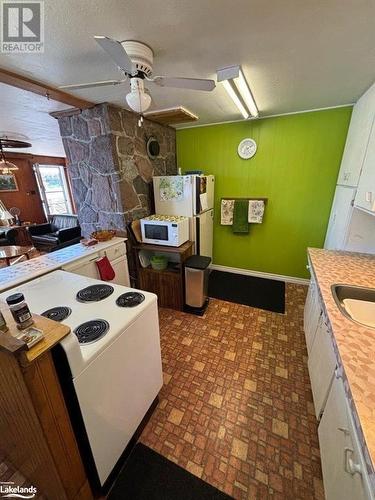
[57,103,176,237]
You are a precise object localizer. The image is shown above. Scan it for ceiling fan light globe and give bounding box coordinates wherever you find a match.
[126,91,152,113]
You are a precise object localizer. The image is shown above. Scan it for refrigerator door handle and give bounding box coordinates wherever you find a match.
[193,175,200,215]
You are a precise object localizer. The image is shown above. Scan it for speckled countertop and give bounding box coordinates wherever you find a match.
[308,247,375,482]
[0,237,126,292]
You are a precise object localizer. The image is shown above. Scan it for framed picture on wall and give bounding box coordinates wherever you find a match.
[0,173,18,192]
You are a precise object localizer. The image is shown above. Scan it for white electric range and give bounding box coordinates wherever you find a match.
[1,270,163,487]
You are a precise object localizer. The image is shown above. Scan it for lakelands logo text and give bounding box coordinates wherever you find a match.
[0,481,37,499]
[0,0,44,53]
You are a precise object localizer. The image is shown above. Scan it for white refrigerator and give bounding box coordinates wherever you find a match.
[153,174,215,258]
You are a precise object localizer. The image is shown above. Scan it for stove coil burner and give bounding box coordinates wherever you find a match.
[116,292,145,308]
[76,284,114,303]
[41,306,72,322]
[74,319,109,344]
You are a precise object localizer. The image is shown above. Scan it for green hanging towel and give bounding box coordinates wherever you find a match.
[232,199,249,233]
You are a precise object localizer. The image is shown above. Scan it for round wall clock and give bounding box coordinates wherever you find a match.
[238,138,257,159]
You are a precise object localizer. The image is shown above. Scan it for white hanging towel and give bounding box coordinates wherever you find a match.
[220,199,235,225]
[248,200,265,223]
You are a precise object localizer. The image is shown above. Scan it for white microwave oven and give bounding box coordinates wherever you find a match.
[140,215,189,247]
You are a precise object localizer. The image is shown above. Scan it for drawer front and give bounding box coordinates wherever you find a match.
[101,243,127,261]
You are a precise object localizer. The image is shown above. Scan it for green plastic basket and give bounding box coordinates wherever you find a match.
[150,255,168,271]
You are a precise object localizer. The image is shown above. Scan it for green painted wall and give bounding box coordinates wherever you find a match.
[176,107,352,278]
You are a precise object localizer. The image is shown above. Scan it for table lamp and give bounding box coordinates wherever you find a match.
[0,201,13,226]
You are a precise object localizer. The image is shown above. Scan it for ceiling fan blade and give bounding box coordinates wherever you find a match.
[59,79,126,90]
[150,76,215,91]
[94,36,136,74]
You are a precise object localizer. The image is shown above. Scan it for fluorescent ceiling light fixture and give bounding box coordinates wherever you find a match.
[217,65,259,118]
[237,69,258,118]
[222,80,249,119]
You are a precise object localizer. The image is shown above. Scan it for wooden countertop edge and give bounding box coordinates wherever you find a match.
[0,301,70,364]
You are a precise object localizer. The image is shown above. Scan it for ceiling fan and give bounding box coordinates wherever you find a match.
[60,36,216,113]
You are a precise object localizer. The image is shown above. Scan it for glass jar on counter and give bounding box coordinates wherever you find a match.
[6,293,34,330]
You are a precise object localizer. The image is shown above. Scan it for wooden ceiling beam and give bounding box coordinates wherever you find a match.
[0,67,94,110]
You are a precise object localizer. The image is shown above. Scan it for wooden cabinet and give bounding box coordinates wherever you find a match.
[319,375,373,500]
[0,303,93,500]
[355,117,375,213]
[135,241,194,311]
[140,266,183,310]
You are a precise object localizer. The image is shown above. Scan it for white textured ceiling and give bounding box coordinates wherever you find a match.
[0,83,67,156]
[0,0,374,156]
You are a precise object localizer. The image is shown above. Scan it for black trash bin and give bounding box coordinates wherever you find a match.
[184,255,211,313]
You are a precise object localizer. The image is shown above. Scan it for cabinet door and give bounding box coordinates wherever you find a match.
[319,375,372,500]
[63,256,99,279]
[304,282,322,354]
[308,316,337,419]
[338,87,375,187]
[324,186,356,250]
[110,257,130,286]
[139,269,182,310]
[355,117,375,213]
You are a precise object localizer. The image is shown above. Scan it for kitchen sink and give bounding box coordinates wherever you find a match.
[332,284,375,329]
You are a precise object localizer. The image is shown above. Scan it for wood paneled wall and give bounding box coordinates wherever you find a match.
[0,153,67,224]
[0,350,67,498]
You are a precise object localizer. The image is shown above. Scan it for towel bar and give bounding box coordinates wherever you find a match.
[220,197,268,203]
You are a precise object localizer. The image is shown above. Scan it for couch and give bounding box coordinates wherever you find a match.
[27,214,81,252]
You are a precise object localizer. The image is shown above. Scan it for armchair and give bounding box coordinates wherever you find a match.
[0,228,19,246]
[27,214,81,252]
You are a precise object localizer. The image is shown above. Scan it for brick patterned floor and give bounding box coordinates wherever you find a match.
[140,284,324,499]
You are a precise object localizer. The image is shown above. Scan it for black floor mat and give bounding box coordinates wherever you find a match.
[208,270,285,313]
[108,443,232,500]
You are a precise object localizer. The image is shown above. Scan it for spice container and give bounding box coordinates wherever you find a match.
[0,311,8,333]
[6,293,34,330]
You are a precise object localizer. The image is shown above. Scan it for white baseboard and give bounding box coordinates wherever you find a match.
[209,264,309,286]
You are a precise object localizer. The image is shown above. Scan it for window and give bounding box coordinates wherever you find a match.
[34,164,73,216]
